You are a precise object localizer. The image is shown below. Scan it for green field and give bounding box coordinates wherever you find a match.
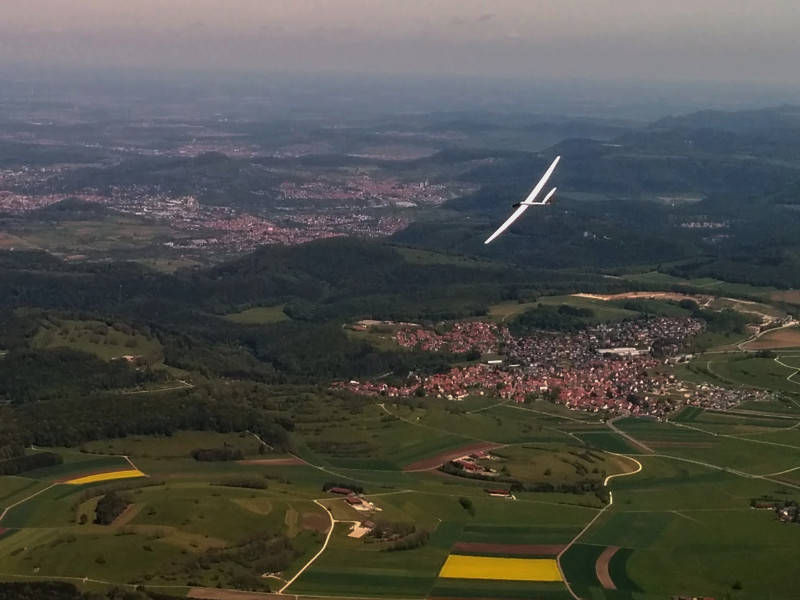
[32,317,164,363]
[702,355,800,394]
[22,451,132,482]
[223,304,290,324]
[489,295,640,324]
[622,271,777,299]
[82,431,263,459]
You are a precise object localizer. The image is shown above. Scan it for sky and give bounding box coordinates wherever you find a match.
[2,0,800,84]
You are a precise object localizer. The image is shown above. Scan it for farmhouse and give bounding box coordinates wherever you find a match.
[328,486,354,495]
[345,496,363,505]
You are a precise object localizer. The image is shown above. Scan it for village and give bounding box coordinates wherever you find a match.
[340,316,776,418]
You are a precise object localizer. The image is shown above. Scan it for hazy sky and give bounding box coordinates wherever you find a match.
[2,0,800,84]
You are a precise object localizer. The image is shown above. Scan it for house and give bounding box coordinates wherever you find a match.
[328,487,354,495]
[345,496,363,505]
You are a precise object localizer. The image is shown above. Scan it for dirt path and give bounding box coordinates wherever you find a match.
[607,417,653,454]
[595,546,620,590]
[739,320,800,351]
[278,499,335,594]
[0,482,57,526]
[557,454,642,600]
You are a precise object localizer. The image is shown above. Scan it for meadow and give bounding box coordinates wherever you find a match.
[223,305,289,325]
[32,317,164,364]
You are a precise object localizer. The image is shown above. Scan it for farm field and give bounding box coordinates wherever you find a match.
[770,289,800,305]
[743,326,800,350]
[289,490,593,597]
[683,353,800,395]
[438,554,562,581]
[614,418,800,473]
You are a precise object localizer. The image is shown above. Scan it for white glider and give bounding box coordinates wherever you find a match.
[484,156,560,244]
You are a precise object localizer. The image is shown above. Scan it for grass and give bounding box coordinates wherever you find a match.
[574,431,640,454]
[1,484,84,528]
[475,444,623,495]
[0,477,45,508]
[622,271,776,300]
[33,317,163,363]
[395,247,500,268]
[82,431,263,459]
[392,402,578,445]
[22,452,132,482]
[129,484,290,543]
[624,510,800,599]
[430,579,572,599]
[559,543,605,595]
[489,295,640,325]
[0,528,188,584]
[702,355,800,394]
[291,489,596,597]
[291,402,475,469]
[608,548,640,592]
[288,521,452,597]
[223,305,289,325]
[614,419,800,473]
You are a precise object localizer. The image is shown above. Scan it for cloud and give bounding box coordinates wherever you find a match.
[477,13,495,22]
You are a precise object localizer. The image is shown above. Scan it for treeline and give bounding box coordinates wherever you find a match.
[191,447,244,462]
[0,348,167,404]
[11,383,292,450]
[510,304,595,334]
[212,477,268,490]
[0,451,62,476]
[150,532,302,592]
[367,520,430,551]
[441,462,606,499]
[694,308,753,334]
[0,582,180,600]
[94,491,130,525]
[322,481,365,494]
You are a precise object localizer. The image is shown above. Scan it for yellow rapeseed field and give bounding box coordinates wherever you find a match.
[438,555,563,582]
[64,469,145,485]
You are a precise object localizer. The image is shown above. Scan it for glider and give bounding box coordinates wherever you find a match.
[484,155,560,244]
